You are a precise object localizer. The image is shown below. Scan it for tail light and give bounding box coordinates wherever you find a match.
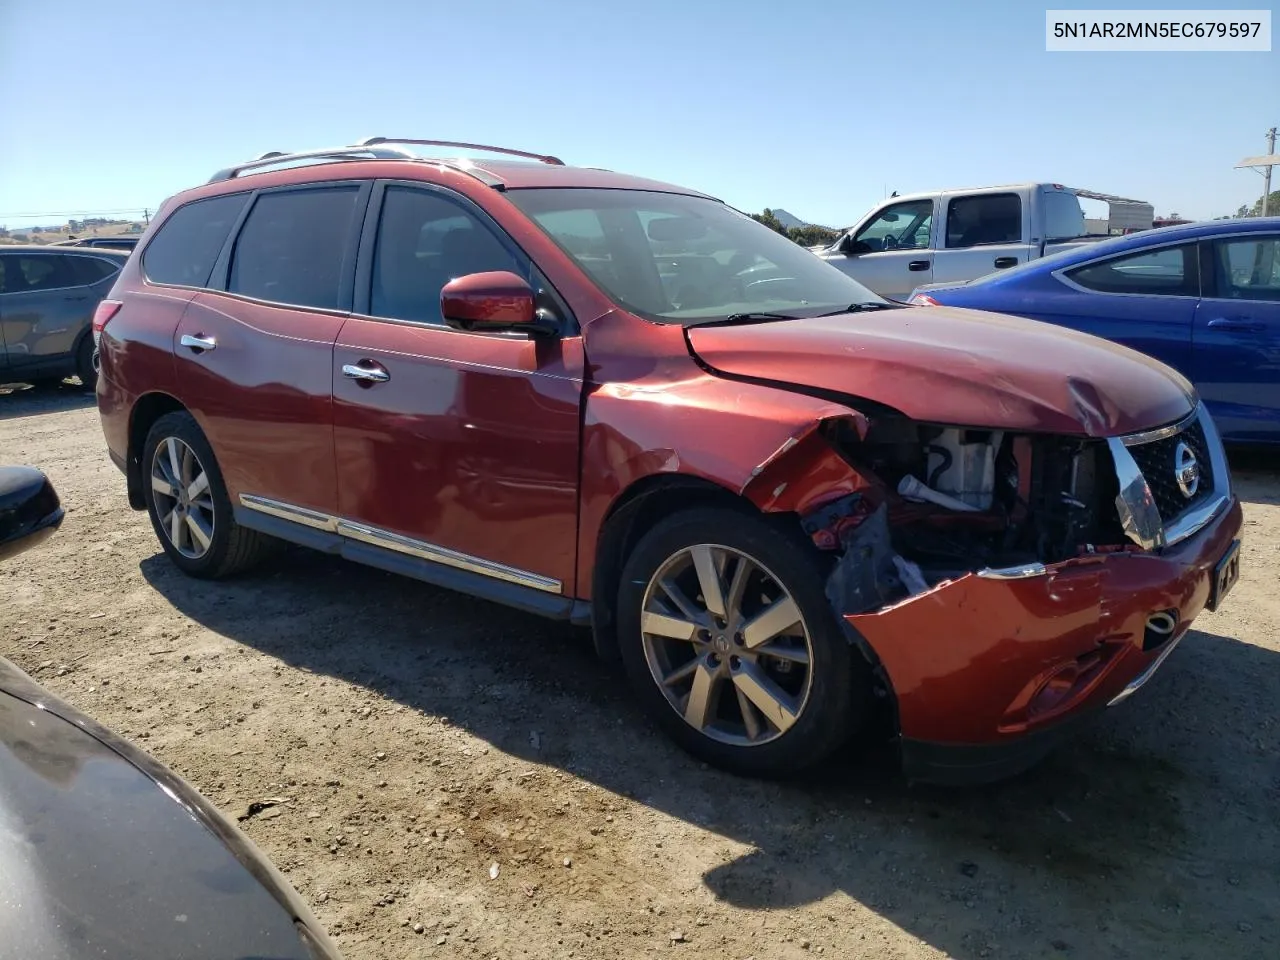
[92,299,122,347]
[910,294,940,306]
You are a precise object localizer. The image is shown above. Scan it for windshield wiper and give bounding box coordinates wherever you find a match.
[814,302,902,317]
[701,312,799,327]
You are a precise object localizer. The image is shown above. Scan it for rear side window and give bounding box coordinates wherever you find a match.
[945,193,1023,248]
[229,187,361,310]
[1066,244,1198,296]
[67,255,120,285]
[0,255,74,293]
[143,193,250,288]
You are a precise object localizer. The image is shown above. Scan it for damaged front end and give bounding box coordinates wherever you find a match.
[744,402,1239,781]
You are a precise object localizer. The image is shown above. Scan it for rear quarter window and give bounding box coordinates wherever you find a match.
[142,192,251,288]
[67,255,120,285]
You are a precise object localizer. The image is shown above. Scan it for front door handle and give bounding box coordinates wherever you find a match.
[179,333,216,353]
[993,256,1019,269]
[342,361,390,384]
[908,260,931,272]
[1206,318,1265,333]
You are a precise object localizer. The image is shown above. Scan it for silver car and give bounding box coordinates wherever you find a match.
[0,245,127,389]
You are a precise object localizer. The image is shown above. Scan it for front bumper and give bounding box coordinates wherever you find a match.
[846,494,1243,785]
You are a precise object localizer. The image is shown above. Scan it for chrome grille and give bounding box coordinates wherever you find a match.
[1109,403,1231,551]
[1126,418,1215,523]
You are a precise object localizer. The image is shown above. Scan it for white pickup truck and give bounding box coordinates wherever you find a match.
[814,183,1154,301]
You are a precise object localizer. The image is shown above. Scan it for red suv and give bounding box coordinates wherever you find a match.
[95,138,1243,783]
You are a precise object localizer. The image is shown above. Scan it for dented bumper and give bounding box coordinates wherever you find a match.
[845,496,1243,785]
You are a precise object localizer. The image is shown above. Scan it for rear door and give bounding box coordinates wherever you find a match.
[175,182,370,516]
[1193,233,1280,442]
[821,198,935,300]
[931,191,1036,286]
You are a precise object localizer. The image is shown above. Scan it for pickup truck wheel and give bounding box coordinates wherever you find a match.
[617,508,859,778]
[142,411,277,579]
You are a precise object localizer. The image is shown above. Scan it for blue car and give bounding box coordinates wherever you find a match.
[909,218,1280,444]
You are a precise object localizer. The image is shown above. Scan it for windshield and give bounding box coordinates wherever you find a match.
[506,188,884,324]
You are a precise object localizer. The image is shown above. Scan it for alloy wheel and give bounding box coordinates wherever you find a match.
[640,544,814,746]
[150,437,215,559]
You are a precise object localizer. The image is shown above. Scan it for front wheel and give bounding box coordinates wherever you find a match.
[617,507,864,778]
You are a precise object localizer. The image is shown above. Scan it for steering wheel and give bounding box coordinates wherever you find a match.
[882,235,899,251]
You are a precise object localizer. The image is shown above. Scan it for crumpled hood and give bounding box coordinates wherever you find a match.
[686,306,1195,436]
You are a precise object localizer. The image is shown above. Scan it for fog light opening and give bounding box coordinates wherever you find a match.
[1143,610,1179,651]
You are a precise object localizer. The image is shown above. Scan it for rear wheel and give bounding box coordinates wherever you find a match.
[75,336,97,391]
[142,411,277,578]
[617,507,863,778]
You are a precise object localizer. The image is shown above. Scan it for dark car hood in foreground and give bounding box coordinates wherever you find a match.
[686,306,1196,436]
[0,657,338,960]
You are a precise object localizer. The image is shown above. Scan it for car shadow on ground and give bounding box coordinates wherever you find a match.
[0,382,96,421]
[141,547,1279,960]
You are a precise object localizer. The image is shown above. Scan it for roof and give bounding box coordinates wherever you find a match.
[195,140,715,200]
[0,244,128,258]
[988,216,1280,275]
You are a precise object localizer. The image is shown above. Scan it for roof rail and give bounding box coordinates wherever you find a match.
[356,137,564,166]
[207,144,422,183]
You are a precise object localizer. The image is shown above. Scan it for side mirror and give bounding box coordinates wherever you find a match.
[0,466,64,563]
[440,271,556,336]
[838,234,870,256]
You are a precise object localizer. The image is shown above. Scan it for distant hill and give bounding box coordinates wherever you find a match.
[770,208,835,231]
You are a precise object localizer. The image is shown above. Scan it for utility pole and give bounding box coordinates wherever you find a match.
[143,208,150,226]
[1263,127,1276,217]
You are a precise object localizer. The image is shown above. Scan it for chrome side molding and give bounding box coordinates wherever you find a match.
[238,494,561,594]
[976,562,1047,580]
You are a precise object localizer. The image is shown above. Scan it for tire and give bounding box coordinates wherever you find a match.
[74,335,97,391]
[142,411,277,578]
[616,507,864,778]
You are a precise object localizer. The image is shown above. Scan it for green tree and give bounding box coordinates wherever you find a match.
[1235,190,1280,218]
[787,224,840,247]
[750,208,788,234]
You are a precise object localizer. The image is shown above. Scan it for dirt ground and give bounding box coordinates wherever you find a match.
[2,383,1277,960]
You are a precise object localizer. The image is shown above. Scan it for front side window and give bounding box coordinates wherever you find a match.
[1214,236,1280,301]
[1066,243,1198,296]
[0,255,73,293]
[143,192,250,288]
[371,186,526,325]
[507,188,883,323]
[852,200,933,252]
[229,187,361,310]
[945,193,1023,248]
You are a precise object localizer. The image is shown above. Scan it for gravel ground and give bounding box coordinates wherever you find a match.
[2,382,1278,960]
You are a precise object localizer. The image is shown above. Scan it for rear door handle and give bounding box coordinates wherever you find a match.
[993,256,1019,269]
[908,260,931,272]
[179,333,216,352]
[342,361,390,384]
[1207,318,1265,333]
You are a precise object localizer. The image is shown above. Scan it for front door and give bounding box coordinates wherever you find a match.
[1193,234,1280,442]
[823,198,935,300]
[332,182,583,598]
[175,182,370,515]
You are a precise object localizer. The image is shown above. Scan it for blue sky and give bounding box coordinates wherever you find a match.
[0,0,1275,229]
